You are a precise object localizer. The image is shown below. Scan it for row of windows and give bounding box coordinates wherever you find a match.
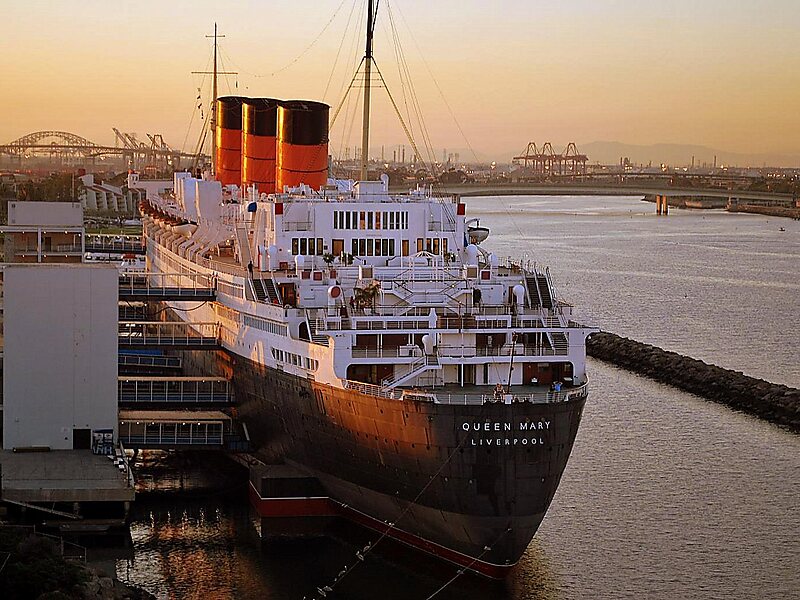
[351,238,396,257]
[288,236,450,258]
[292,237,326,256]
[243,314,288,337]
[417,237,449,255]
[271,348,319,370]
[333,210,408,230]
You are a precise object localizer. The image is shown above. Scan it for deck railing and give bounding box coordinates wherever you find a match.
[421,382,588,405]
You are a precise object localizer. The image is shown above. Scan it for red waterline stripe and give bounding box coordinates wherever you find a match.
[248,482,515,579]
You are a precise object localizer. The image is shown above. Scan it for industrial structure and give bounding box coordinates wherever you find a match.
[512,142,588,177]
[0,130,207,174]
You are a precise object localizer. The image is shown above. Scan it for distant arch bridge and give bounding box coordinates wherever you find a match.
[0,130,204,171]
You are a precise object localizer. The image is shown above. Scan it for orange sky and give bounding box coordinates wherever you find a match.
[3,0,800,164]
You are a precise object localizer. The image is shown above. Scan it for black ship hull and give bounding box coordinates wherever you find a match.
[231,353,586,577]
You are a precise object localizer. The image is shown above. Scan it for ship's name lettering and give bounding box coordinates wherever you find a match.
[461,420,550,432]
[470,437,544,446]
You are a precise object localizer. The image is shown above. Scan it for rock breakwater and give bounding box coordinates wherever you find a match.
[587,332,800,432]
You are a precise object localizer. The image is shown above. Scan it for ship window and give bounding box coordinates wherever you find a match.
[292,238,299,255]
[333,211,340,229]
[300,238,308,255]
[402,239,409,256]
[389,239,395,256]
[317,238,324,256]
[433,238,440,255]
[344,211,351,229]
[375,212,381,229]
[359,239,367,255]
[426,238,432,252]
[367,212,373,229]
[402,212,408,229]
[359,211,366,229]
[367,239,374,256]
[417,238,423,252]
[351,239,358,255]
[443,238,448,254]
[351,211,357,229]
[389,212,396,229]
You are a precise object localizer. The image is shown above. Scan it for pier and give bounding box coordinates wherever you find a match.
[587,332,800,432]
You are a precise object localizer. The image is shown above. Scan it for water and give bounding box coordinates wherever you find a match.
[113,197,800,599]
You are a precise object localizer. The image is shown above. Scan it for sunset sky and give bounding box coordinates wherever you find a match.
[3,0,800,164]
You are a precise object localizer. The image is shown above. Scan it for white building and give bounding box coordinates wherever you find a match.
[2,264,118,450]
[79,174,141,213]
[1,201,84,264]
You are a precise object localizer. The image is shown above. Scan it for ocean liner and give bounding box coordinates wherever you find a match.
[132,3,596,578]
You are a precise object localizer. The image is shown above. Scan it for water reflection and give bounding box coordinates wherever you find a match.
[116,494,562,600]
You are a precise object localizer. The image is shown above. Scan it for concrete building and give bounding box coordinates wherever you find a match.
[1,201,84,263]
[79,174,141,213]
[2,264,118,450]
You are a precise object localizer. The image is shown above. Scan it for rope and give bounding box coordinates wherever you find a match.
[236,0,350,79]
[424,525,513,599]
[322,0,362,101]
[307,396,499,599]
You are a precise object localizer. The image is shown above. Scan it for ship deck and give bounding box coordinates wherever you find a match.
[400,380,586,405]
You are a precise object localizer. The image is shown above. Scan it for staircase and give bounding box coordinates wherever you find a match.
[306,315,330,346]
[251,279,268,302]
[251,278,282,305]
[550,332,569,355]
[263,278,282,305]
[381,354,441,389]
[536,274,554,309]
[235,225,253,268]
[525,275,542,308]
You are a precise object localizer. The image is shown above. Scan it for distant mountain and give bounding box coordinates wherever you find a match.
[576,141,800,169]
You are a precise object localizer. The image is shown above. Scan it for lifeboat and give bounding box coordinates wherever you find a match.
[466,218,490,244]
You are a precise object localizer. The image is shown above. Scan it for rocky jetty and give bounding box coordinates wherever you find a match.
[587,332,800,432]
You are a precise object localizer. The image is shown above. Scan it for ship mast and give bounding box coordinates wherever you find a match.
[193,24,234,174]
[210,23,219,176]
[360,0,376,181]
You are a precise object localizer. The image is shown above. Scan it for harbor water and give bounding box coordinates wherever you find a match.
[112,196,800,599]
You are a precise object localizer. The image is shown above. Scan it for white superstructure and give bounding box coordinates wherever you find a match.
[137,170,594,404]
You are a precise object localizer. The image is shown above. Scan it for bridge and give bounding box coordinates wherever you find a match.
[424,182,795,203]
[117,376,232,406]
[0,130,206,172]
[118,409,235,449]
[118,273,216,301]
[118,321,220,350]
[86,234,144,255]
[118,353,183,375]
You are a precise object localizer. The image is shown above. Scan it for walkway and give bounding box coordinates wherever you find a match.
[117,376,233,406]
[119,273,215,301]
